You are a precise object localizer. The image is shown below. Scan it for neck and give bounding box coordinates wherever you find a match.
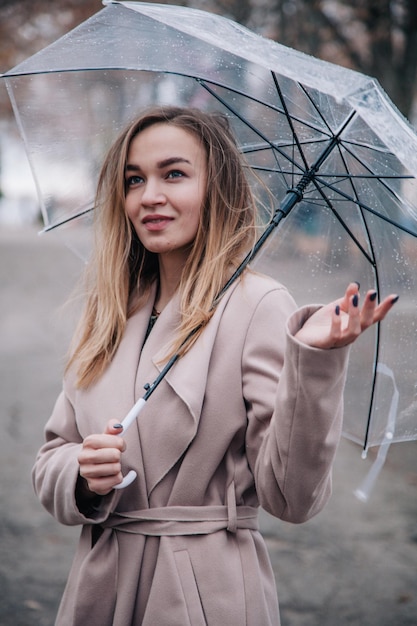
[155,251,187,311]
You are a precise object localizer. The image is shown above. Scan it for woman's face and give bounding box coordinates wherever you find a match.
[124,122,207,264]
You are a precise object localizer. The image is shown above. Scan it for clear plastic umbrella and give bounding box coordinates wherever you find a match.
[3,1,417,493]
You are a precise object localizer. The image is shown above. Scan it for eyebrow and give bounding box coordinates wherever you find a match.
[125,156,192,173]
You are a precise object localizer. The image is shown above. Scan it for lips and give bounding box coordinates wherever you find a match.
[142,214,173,231]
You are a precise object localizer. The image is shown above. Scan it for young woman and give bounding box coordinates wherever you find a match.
[33,106,397,626]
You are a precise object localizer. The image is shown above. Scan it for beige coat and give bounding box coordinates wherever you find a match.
[33,272,349,626]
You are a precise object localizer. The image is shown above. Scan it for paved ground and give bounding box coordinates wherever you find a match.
[0,226,416,625]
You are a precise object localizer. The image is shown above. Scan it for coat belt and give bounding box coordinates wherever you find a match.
[101,504,259,536]
[69,496,258,623]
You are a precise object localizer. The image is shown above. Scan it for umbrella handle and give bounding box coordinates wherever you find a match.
[113,397,147,490]
[114,468,138,489]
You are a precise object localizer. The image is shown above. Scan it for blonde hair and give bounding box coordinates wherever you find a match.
[68,106,260,387]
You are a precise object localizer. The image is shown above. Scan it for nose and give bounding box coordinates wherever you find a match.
[141,178,166,206]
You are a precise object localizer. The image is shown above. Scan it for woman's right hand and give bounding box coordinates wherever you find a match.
[77,420,126,495]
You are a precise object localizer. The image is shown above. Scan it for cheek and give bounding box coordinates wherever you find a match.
[187,205,202,237]
[124,195,137,221]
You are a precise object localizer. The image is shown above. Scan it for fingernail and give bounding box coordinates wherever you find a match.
[352,294,359,307]
[335,305,340,315]
[354,281,360,290]
[113,423,123,429]
[391,295,399,304]
[369,291,377,302]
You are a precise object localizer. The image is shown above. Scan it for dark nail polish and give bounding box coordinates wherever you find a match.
[391,295,399,304]
[369,291,377,302]
[113,423,123,429]
[335,305,340,315]
[352,294,359,307]
[354,281,360,290]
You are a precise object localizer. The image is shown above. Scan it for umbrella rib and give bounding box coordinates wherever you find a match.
[215,110,364,290]
[2,63,334,144]
[299,83,337,136]
[241,137,330,155]
[42,206,94,232]
[314,176,417,237]
[334,143,382,451]
[250,163,412,181]
[339,140,411,205]
[196,76,349,188]
[362,321,381,451]
[295,82,403,239]
[310,180,376,266]
[311,168,381,450]
[271,72,310,180]
[197,78,302,180]
[194,74,335,141]
[317,173,413,180]
[8,65,334,142]
[339,137,398,156]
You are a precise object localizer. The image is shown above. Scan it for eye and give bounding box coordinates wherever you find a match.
[166,170,185,180]
[125,175,144,188]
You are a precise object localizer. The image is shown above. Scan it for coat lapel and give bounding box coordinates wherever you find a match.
[135,282,239,497]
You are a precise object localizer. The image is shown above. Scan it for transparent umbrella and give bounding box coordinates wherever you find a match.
[3,1,417,495]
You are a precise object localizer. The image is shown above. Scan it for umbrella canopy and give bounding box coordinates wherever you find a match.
[3,0,417,455]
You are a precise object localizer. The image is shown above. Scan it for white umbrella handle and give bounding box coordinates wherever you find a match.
[113,397,147,490]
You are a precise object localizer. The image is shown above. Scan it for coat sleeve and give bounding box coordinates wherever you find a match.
[242,289,350,523]
[32,384,119,526]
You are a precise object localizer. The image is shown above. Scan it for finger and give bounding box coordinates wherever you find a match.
[78,445,122,466]
[84,474,124,496]
[330,304,342,342]
[80,461,122,480]
[359,290,378,329]
[339,281,360,312]
[372,294,399,323]
[82,433,126,452]
[348,281,361,297]
[105,419,124,435]
[348,291,361,331]
[78,449,124,495]
[336,292,362,346]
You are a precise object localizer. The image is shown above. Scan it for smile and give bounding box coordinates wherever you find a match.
[142,215,173,231]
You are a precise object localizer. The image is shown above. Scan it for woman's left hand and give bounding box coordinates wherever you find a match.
[295,282,398,350]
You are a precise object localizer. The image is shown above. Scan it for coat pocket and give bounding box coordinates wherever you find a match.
[174,550,207,626]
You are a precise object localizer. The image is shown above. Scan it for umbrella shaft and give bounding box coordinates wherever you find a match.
[139,134,341,405]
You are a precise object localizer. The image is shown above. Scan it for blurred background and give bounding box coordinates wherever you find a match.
[0,2,416,625]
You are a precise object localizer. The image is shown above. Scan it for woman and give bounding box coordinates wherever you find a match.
[33,106,397,625]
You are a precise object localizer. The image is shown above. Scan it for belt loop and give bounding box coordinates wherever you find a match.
[226,481,237,533]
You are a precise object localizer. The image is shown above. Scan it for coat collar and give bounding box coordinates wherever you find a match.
[144,283,237,419]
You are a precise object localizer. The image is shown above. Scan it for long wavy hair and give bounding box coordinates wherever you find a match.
[67,106,262,387]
